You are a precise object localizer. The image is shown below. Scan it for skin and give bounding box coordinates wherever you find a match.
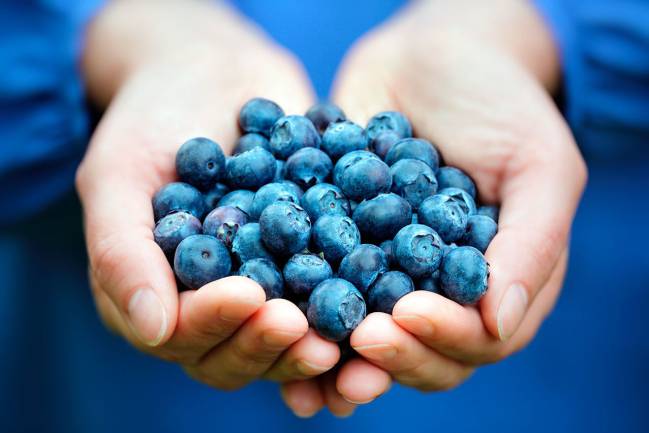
[78,0,350,417]
[281,0,586,415]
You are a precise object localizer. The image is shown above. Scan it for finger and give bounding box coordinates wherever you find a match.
[186,299,308,390]
[280,380,324,418]
[351,313,473,391]
[393,248,568,364]
[336,358,392,404]
[164,276,266,363]
[320,373,357,418]
[264,329,340,381]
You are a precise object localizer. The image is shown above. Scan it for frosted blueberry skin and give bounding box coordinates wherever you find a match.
[174,234,232,289]
[231,223,273,265]
[249,182,301,221]
[269,115,321,160]
[437,166,477,199]
[478,205,500,223]
[321,120,369,160]
[440,246,489,305]
[238,258,284,300]
[283,254,333,297]
[234,133,271,155]
[259,201,312,256]
[366,111,412,141]
[238,97,284,137]
[338,244,389,294]
[175,137,226,191]
[438,187,477,216]
[311,215,361,266]
[379,240,396,267]
[225,147,277,191]
[307,278,366,342]
[333,150,392,201]
[300,183,351,221]
[384,138,440,172]
[273,159,286,181]
[369,130,401,159]
[462,215,498,253]
[418,194,469,243]
[202,206,248,249]
[352,193,412,242]
[203,183,230,212]
[390,158,438,210]
[393,224,444,278]
[305,102,346,135]
[411,213,419,224]
[153,182,206,221]
[367,271,415,314]
[153,211,202,258]
[217,189,254,218]
[417,270,443,294]
[284,147,333,190]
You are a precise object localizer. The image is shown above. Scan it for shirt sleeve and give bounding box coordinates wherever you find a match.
[532,0,649,160]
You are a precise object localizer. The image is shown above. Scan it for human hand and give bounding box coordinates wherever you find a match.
[281,0,587,415]
[77,0,340,393]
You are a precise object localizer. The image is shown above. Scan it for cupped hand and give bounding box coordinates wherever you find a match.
[281,0,587,416]
[77,0,339,394]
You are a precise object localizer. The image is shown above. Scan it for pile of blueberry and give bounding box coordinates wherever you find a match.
[153,98,499,342]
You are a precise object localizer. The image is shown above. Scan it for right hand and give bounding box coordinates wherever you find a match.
[76,0,341,405]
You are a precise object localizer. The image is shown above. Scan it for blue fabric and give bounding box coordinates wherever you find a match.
[1,0,649,432]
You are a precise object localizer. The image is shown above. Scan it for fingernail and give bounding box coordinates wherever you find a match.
[292,408,319,419]
[219,298,264,322]
[353,343,397,361]
[127,288,168,346]
[262,329,304,348]
[343,396,375,405]
[393,315,434,336]
[296,360,331,376]
[497,283,528,341]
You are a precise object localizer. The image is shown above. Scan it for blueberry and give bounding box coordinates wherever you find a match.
[438,187,477,216]
[321,120,369,160]
[462,215,498,253]
[234,133,270,155]
[238,258,284,300]
[379,240,396,267]
[231,223,274,265]
[218,189,254,217]
[477,205,500,222]
[269,115,321,160]
[239,97,284,136]
[418,194,468,243]
[366,111,412,141]
[259,201,311,256]
[296,299,309,316]
[203,183,230,212]
[437,166,476,198]
[393,224,444,278]
[349,200,359,214]
[389,158,438,210]
[273,159,286,181]
[307,278,366,341]
[249,182,301,221]
[153,182,205,221]
[333,150,392,201]
[175,137,226,191]
[154,212,202,258]
[369,130,401,159]
[367,271,414,314]
[278,180,304,199]
[284,147,333,189]
[384,138,440,172]
[338,244,389,294]
[225,147,276,190]
[305,102,346,135]
[440,246,489,304]
[418,271,442,294]
[174,234,232,289]
[311,215,361,265]
[203,206,248,249]
[283,254,333,297]
[352,193,412,242]
[300,183,350,221]
[411,213,419,224]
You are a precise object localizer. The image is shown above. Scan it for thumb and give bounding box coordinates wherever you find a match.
[78,170,178,347]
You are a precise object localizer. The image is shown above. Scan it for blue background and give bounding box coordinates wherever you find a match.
[1,1,648,432]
